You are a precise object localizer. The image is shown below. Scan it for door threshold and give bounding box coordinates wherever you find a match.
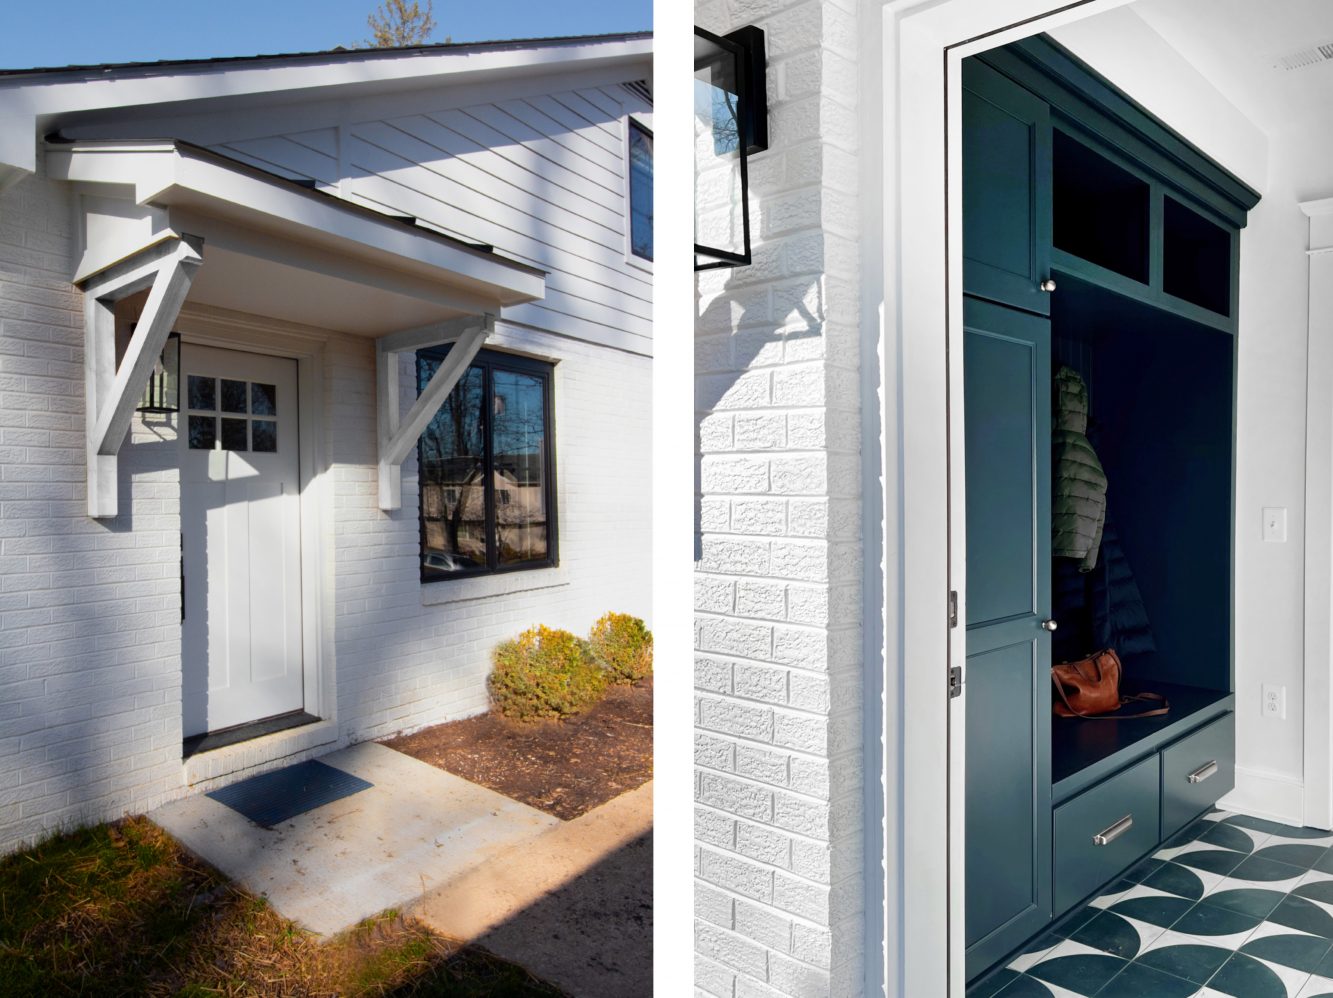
[182,710,321,760]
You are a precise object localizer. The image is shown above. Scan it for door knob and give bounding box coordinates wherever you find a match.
[1040,278,1057,292]
[1041,619,1058,632]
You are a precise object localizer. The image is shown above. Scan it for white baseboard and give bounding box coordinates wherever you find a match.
[1219,765,1307,828]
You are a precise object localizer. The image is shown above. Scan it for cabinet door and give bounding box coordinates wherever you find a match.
[963,58,1052,316]
[964,295,1053,979]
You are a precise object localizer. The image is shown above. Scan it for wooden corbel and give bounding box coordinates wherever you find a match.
[376,313,494,511]
[82,235,203,518]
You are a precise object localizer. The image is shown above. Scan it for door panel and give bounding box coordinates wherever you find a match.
[180,345,303,738]
[963,295,1052,979]
[963,59,1052,316]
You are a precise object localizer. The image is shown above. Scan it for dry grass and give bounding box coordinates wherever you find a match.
[0,816,566,997]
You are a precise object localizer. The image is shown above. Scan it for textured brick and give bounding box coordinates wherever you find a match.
[694,0,864,991]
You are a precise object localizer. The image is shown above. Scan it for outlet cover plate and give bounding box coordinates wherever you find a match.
[1263,507,1288,542]
[1262,682,1287,719]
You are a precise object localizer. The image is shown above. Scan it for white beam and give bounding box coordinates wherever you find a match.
[377,315,487,355]
[376,313,492,511]
[83,236,203,518]
[92,245,201,456]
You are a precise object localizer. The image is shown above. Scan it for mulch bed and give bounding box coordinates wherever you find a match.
[382,678,653,820]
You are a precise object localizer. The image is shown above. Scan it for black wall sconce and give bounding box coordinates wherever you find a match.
[694,25,768,271]
[137,331,181,414]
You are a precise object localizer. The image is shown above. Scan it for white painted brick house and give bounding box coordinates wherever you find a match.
[0,33,652,856]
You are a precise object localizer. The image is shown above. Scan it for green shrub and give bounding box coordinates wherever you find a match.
[488,625,608,720]
[587,612,653,684]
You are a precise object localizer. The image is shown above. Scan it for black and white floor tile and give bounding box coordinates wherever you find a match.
[968,811,1333,998]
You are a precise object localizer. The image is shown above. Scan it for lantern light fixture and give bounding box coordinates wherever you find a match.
[137,331,181,414]
[694,25,768,271]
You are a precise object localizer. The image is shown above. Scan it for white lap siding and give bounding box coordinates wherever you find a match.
[694,0,865,995]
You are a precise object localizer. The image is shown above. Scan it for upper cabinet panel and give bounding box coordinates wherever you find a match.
[1053,129,1150,285]
[963,59,1053,316]
[1163,196,1234,317]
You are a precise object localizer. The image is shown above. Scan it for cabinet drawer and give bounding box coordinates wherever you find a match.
[1054,754,1160,914]
[1161,713,1235,840]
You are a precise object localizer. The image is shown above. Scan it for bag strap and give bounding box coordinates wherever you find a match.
[1052,678,1170,720]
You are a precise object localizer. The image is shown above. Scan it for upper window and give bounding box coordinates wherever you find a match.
[628,119,654,261]
[417,347,556,581]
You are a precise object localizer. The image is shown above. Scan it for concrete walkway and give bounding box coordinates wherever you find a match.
[150,741,559,936]
[411,781,653,997]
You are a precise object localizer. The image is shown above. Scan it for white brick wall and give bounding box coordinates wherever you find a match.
[0,163,653,854]
[0,172,187,852]
[695,0,865,995]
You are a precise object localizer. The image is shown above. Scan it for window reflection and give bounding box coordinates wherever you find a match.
[416,348,555,579]
[418,363,487,573]
[492,369,548,566]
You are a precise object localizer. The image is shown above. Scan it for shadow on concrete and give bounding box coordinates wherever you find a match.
[377,832,653,997]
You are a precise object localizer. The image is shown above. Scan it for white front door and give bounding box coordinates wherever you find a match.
[180,344,304,737]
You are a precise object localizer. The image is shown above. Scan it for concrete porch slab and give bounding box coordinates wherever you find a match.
[150,741,560,936]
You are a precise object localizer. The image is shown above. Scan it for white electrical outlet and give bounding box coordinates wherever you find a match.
[1262,683,1287,719]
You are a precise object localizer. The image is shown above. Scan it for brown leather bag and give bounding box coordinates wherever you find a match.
[1051,648,1169,719]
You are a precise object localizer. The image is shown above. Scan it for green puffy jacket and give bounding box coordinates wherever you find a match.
[1052,366,1106,571]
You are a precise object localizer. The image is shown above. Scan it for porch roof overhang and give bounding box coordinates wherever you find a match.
[59,139,544,519]
[48,138,546,336]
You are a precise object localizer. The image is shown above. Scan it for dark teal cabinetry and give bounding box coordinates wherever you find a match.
[1053,754,1160,915]
[963,297,1052,977]
[963,59,1052,316]
[1161,713,1236,841]
[961,35,1258,985]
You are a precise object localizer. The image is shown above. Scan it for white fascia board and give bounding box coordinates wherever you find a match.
[0,36,651,178]
[48,141,545,305]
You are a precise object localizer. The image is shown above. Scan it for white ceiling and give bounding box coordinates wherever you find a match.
[1130,0,1333,136]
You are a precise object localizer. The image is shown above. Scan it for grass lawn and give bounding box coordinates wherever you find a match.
[0,815,566,997]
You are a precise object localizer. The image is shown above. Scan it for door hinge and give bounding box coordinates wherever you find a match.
[949,665,963,699]
[948,590,959,628]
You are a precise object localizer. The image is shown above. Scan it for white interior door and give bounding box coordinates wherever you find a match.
[180,344,303,738]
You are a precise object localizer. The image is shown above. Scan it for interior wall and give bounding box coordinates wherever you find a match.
[1231,139,1314,815]
[1052,11,1317,822]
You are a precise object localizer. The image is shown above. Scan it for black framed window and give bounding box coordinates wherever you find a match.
[417,347,557,581]
[628,119,654,261]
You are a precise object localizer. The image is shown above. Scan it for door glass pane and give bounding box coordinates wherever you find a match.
[251,382,277,416]
[491,368,548,566]
[417,360,486,574]
[252,420,277,453]
[188,376,215,412]
[188,415,217,449]
[220,418,248,451]
[220,379,247,413]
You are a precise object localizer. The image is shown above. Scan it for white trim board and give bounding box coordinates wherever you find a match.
[1221,767,1308,830]
[1302,201,1333,832]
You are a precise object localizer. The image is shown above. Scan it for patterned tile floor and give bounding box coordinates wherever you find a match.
[968,810,1333,998]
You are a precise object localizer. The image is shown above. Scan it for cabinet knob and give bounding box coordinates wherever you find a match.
[1040,278,1057,293]
[1041,619,1058,632]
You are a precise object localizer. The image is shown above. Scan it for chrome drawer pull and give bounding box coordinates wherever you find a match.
[1188,761,1219,785]
[1093,814,1133,847]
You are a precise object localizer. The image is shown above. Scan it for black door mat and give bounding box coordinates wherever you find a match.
[207,759,373,828]
[182,710,321,759]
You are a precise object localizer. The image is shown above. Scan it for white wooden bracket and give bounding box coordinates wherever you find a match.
[82,235,203,518]
[376,313,494,511]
